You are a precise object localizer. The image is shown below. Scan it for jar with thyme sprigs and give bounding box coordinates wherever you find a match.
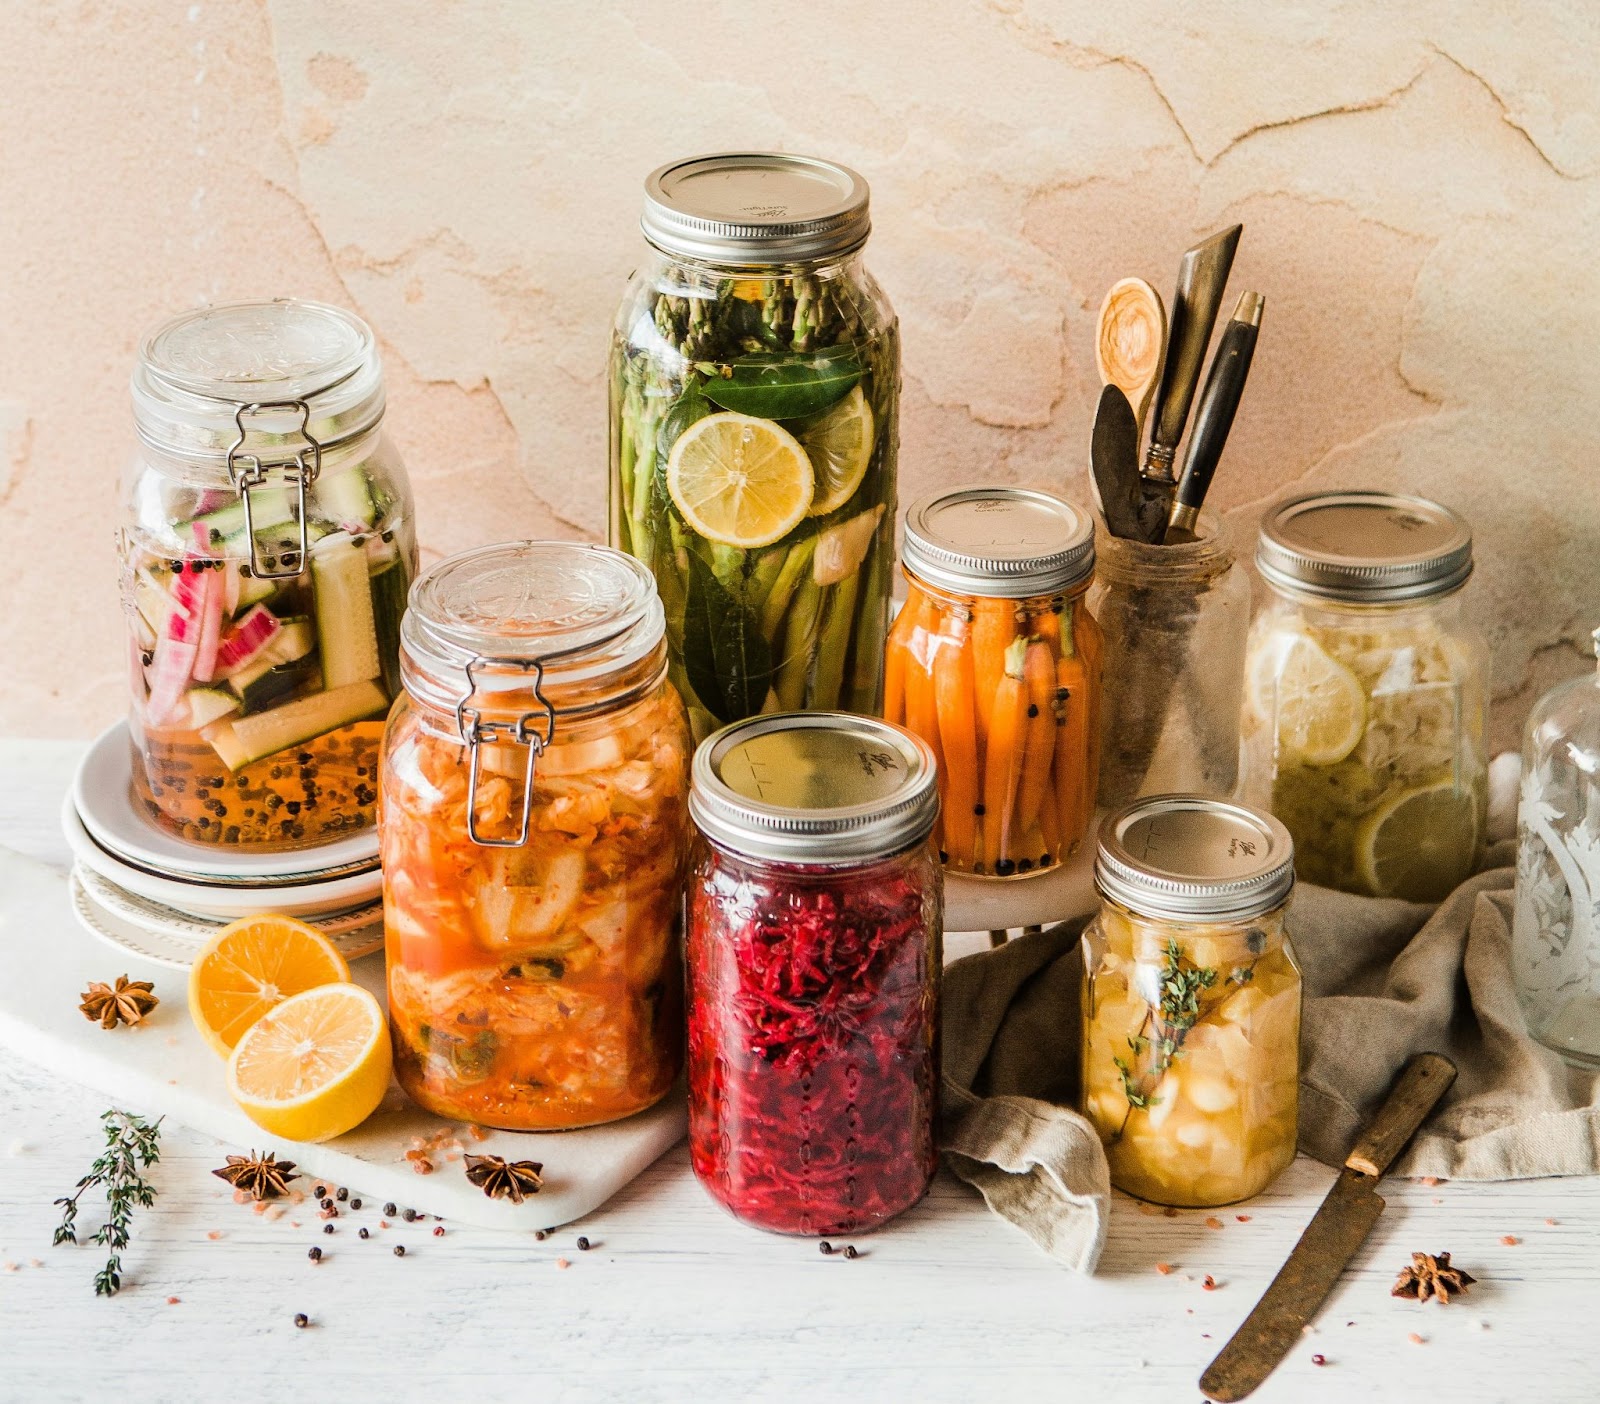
[1080,795,1301,1208]
[610,153,899,740]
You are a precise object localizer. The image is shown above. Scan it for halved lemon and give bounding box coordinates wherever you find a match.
[795,385,874,516]
[188,914,350,1057]
[227,983,392,1142]
[1249,632,1366,766]
[1355,781,1481,902]
[666,411,814,548]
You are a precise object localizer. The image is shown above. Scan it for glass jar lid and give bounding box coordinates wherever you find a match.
[642,153,871,265]
[1256,490,1473,604]
[132,299,385,460]
[400,541,666,720]
[1096,795,1294,922]
[903,486,1095,598]
[690,713,938,864]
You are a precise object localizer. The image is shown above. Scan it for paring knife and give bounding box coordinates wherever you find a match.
[1199,1054,1458,1402]
[1142,224,1243,489]
[1162,290,1264,544]
[1090,383,1147,542]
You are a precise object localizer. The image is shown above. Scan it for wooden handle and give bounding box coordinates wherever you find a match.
[1345,1053,1457,1178]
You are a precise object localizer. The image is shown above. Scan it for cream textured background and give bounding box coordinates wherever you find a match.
[2,2,1596,746]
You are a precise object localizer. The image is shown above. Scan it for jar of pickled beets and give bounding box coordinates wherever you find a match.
[686,712,943,1235]
[1080,795,1301,1208]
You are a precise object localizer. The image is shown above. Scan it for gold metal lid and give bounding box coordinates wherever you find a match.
[1096,794,1294,922]
[1256,490,1473,604]
[902,486,1095,598]
[690,712,939,863]
[642,153,871,265]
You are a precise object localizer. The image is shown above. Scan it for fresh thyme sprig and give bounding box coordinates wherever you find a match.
[53,1109,163,1296]
[1111,941,1221,1137]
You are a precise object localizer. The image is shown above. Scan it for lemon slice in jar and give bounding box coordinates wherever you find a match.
[1354,781,1480,901]
[227,984,392,1142]
[1249,632,1367,765]
[794,386,874,516]
[666,412,814,548]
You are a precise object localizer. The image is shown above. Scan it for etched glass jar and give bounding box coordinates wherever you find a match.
[886,486,1102,877]
[381,541,691,1129]
[121,299,416,848]
[1081,796,1301,1207]
[686,713,942,1236]
[1090,511,1251,810]
[1241,491,1488,901]
[1513,628,1600,1069]
[609,153,899,741]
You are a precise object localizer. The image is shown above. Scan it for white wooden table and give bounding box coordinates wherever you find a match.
[2,739,1596,1403]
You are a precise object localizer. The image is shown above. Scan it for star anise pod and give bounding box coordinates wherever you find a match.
[463,1153,544,1204]
[78,975,159,1029]
[1391,1250,1477,1303]
[212,1150,298,1202]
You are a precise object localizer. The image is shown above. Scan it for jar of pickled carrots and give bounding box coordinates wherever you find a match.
[687,713,942,1236]
[1241,491,1488,901]
[886,486,1102,877]
[122,299,416,848]
[381,541,691,1129]
[1081,795,1301,1207]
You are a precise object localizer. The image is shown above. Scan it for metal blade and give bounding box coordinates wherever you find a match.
[1200,1169,1386,1402]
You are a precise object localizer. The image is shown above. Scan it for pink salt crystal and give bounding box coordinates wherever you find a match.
[167,1296,180,1305]
[1408,1333,1425,1345]
[556,1257,571,1269]
[206,1230,224,1241]
[1501,1235,1521,1246]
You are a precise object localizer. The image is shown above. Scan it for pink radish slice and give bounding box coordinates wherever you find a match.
[214,603,282,675]
[191,488,230,515]
[145,637,199,726]
[190,569,225,683]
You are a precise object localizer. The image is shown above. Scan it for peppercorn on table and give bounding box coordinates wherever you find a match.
[1,738,1597,1403]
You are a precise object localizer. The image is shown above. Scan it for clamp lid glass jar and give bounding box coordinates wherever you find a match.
[610,152,900,741]
[1242,490,1488,901]
[886,485,1102,878]
[121,299,415,849]
[686,712,942,1235]
[381,541,691,1130]
[1080,795,1302,1207]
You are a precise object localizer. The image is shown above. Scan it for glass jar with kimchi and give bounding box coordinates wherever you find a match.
[885,486,1101,877]
[381,541,691,1129]
[122,299,415,849]
[1081,795,1301,1207]
[687,713,942,1235]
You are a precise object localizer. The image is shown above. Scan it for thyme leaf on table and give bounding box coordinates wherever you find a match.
[52,1109,163,1296]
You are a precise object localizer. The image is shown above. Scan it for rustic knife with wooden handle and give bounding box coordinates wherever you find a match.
[1199,1053,1458,1402]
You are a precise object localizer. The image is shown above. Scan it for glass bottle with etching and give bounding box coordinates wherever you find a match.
[1513,628,1600,1069]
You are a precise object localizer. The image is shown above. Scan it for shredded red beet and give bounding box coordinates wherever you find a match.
[687,846,940,1236]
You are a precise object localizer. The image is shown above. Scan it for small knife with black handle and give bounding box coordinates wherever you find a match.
[1162,290,1263,544]
[1199,1054,1458,1402]
[1142,224,1242,489]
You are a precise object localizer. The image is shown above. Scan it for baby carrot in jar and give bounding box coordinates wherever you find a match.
[380,542,691,1130]
[884,486,1102,877]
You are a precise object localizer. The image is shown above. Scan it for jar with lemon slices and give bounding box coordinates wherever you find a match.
[609,154,898,739]
[1241,491,1488,902]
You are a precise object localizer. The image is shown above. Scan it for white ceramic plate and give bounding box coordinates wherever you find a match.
[72,720,380,882]
[63,793,383,920]
[69,866,384,970]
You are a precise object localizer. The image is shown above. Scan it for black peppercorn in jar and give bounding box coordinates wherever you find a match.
[120,299,416,849]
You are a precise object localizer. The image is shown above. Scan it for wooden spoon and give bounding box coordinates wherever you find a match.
[1094,277,1167,439]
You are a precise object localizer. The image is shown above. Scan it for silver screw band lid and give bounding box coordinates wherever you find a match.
[642,153,871,265]
[902,486,1095,598]
[1256,490,1473,604]
[1095,794,1294,922]
[690,712,939,864]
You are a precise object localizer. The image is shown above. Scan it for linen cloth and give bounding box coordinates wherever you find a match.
[939,839,1600,1272]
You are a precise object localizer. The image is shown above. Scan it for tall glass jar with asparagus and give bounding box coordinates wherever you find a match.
[610,153,898,739]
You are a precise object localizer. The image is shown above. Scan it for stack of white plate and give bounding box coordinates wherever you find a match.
[63,723,384,969]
